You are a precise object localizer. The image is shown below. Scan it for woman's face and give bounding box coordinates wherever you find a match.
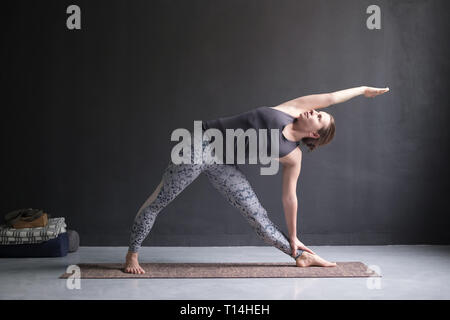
[297,109,331,134]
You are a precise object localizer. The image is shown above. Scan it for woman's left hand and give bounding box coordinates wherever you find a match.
[289,237,316,257]
[363,86,390,98]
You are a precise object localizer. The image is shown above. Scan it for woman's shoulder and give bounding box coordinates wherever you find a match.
[268,105,301,118]
[278,145,303,166]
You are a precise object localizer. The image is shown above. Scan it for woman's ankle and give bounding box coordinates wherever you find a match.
[127,251,139,259]
[296,251,310,261]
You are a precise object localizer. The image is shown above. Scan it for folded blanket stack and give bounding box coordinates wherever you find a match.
[0,217,67,245]
[0,208,78,258]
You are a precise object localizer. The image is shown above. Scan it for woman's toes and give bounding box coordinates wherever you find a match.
[123,261,145,274]
[327,262,337,267]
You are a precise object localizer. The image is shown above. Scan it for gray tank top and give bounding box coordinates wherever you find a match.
[202,106,300,164]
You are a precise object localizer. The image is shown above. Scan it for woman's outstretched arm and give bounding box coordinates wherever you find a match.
[280,86,389,114]
[331,86,389,104]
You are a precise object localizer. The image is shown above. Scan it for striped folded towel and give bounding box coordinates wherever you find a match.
[0,217,67,245]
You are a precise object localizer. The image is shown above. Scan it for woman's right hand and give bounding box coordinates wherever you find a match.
[363,86,390,98]
[289,237,316,257]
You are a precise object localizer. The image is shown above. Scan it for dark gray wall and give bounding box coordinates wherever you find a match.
[2,0,449,247]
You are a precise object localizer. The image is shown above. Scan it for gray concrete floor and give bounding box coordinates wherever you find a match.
[0,245,449,300]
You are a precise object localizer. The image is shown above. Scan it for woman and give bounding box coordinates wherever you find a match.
[124,85,389,274]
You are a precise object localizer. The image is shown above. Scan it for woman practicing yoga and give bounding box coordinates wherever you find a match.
[124,85,389,274]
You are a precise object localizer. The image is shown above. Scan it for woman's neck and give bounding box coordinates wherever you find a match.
[284,122,310,142]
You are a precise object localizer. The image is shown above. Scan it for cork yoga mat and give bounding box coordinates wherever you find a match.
[59,262,380,279]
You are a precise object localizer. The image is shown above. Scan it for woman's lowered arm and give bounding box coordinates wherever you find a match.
[280,149,315,256]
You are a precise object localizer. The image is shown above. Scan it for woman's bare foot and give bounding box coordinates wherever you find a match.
[123,251,146,274]
[296,251,337,267]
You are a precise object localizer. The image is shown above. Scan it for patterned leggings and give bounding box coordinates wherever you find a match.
[128,134,303,260]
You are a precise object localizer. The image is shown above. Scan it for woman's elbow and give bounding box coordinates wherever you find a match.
[282,194,298,204]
